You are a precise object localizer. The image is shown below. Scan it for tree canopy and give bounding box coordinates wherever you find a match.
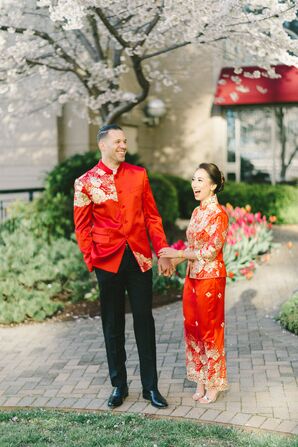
[0,0,297,125]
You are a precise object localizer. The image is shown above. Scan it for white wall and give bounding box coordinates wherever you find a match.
[0,106,58,190]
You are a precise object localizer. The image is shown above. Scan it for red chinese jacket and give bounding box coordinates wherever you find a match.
[73,160,168,273]
[185,195,229,279]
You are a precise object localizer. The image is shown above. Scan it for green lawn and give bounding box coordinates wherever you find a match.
[0,410,297,447]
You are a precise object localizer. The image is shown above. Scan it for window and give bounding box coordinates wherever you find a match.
[226,106,298,183]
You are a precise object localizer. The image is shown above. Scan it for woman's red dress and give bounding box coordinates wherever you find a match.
[183,195,229,391]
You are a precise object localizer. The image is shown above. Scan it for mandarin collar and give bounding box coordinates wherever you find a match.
[98,160,123,175]
[200,194,218,210]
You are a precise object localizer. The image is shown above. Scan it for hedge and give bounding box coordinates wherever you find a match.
[277,291,298,335]
[221,183,298,224]
[163,174,196,219]
[163,177,298,224]
[148,173,179,228]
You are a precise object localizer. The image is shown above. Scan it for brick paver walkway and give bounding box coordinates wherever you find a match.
[0,226,297,435]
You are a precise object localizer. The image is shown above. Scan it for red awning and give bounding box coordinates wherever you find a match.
[214,65,298,106]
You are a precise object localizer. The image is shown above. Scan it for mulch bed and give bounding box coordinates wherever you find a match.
[48,288,182,323]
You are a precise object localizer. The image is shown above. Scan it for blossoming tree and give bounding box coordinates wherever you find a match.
[0,0,297,125]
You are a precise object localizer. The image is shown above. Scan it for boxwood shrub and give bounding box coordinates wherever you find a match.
[163,174,196,219]
[221,182,298,224]
[148,173,179,228]
[277,291,298,335]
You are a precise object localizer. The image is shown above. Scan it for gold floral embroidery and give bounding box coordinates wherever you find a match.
[74,168,118,206]
[74,179,92,207]
[88,174,118,204]
[185,335,229,391]
[133,251,152,272]
[95,168,107,176]
[186,195,228,279]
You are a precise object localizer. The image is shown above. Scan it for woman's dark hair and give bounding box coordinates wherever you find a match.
[197,162,225,193]
[96,124,123,144]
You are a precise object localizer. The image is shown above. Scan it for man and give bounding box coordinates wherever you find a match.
[74,124,173,409]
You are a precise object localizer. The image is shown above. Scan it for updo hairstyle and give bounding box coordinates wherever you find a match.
[197,163,225,193]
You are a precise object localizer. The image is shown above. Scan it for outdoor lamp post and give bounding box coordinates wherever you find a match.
[143,98,167,126]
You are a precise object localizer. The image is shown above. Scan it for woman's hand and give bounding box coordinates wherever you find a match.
[158,247,182,258]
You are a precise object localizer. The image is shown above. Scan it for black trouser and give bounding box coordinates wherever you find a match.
[95,246,158,391]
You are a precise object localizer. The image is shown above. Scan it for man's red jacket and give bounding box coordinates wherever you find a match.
[73,160,169,273]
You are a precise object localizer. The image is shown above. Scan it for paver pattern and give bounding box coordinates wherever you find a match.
[0,225,297,434]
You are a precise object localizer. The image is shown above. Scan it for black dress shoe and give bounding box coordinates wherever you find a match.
[142,389,168,408]
[108,385,128,408]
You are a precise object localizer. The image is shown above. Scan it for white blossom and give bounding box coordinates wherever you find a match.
[0,0,296,124]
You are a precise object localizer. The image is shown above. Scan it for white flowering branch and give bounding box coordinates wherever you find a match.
[0,0,296,125]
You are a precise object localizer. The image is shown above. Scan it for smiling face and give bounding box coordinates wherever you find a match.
[191,168,217,202]
[99,129,127,168]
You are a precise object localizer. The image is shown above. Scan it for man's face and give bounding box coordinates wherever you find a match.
[99,129,127,166]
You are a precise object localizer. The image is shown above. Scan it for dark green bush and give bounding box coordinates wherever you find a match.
[220,182,298,224]
[0,228,97,324]
[163,174,196,219]
[3,194,73,240]
[148,173,179,228]
[161,178,298,224]
[277,291,298,335]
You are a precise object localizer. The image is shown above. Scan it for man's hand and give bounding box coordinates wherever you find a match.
[158,257,175,277]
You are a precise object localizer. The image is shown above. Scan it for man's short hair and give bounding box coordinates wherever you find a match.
[96,124,123,144]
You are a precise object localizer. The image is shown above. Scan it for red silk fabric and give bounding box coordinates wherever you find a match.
[182,195,229,391]
[183,276,228,391]
[73,160,168,273]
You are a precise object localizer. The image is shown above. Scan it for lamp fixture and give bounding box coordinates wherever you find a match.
[143,98,167,126]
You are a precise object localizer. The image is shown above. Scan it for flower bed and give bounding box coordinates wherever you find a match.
[167,204,276,286]
[223,204,275,282]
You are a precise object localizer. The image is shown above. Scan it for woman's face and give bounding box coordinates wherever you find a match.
[191,168,216,202]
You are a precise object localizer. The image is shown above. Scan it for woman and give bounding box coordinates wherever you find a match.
[159,163,229,404]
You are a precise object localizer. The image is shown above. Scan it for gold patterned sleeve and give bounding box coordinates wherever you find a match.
[74,178,93,272]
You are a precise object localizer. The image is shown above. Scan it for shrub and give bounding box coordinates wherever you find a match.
[5,194,73,240]
[277,291,298,335]
[148,173,179,228]
[0,229,96,324]
[163,174,196,219]
[220,183,298,224]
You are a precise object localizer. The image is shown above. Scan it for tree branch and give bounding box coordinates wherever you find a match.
[223,4,296,28]
[104,56,149,124]
[94,7,129,48]
[286,146,298,169]
[0,25,95,90]
[87,15,104,61]
[133,8,163,50]
[73,30,98,61]
[0,25,86,72]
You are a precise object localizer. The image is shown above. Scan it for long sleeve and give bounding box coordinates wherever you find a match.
[73,178,93,271]
[187,213,228,262]
[142,171,168,255]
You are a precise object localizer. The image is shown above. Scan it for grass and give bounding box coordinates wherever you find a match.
[0,410,297,447]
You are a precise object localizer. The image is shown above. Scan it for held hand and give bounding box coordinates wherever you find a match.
[158,257,175,277]
[158,247,181,258]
